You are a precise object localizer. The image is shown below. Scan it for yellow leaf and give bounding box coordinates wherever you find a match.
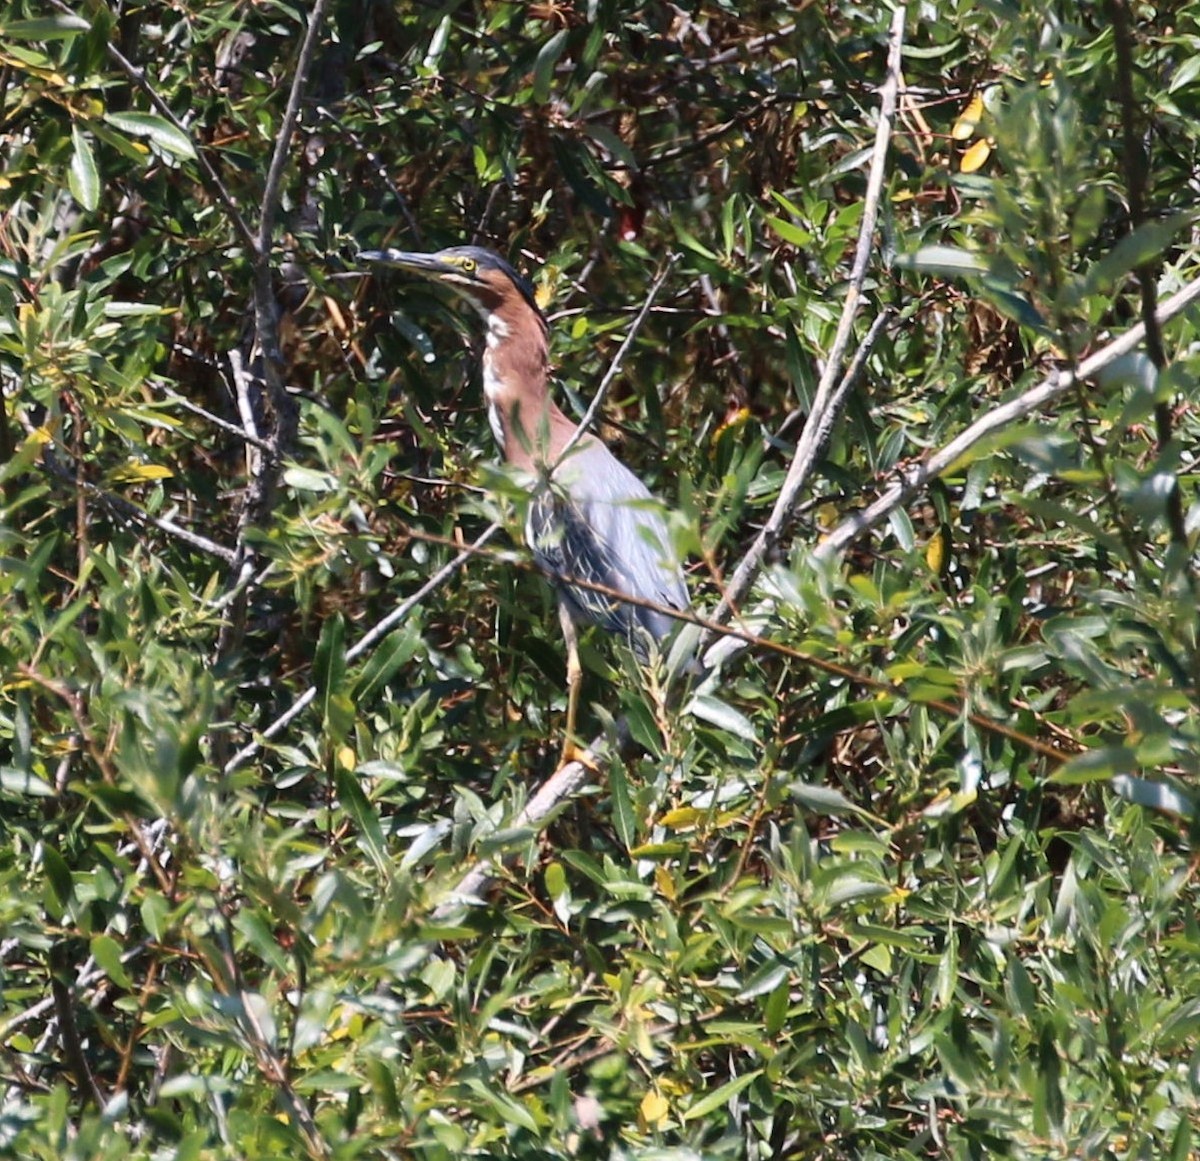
[534,280,554,311]
[951,93,984,140]
[960,138,992,173]
[337,745,356,770]
[654,865,676,901]
[658,806,704,829]
[639,1089,670,1128]
[710,406,751,445]
[108,462,173,484]
[925,526,948,574]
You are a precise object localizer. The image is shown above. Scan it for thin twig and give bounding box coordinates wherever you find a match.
[315,106,422,241]
[223,522,503,773]
[553,256,679,468]
[813,271,1200,562]
[157,384,274,451]
[34,436,235,563]
[709,5,907,630]
[259,0,330,251]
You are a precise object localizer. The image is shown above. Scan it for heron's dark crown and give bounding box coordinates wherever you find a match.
[360,244,545,326]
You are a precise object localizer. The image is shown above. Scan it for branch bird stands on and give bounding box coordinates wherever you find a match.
[360,245,690,761]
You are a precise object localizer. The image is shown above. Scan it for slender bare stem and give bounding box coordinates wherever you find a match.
[260,0,329,250]
[813,272,1200,562]
[554,257,678,467]
[709,5,907,629]
[223,523,503,773]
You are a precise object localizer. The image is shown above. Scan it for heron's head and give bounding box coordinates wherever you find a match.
[359,245,546,334]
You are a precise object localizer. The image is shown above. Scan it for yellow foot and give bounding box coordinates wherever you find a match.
[558,739,599,772]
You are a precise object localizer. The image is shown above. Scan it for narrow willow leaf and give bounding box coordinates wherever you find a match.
[1,15,89,38]
[682,1070,762,1121]
[609,760,636,851]
[104,111,197,160]
[69,125,100,210]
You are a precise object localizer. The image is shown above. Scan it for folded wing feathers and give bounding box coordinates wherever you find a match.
[525,446,687,656]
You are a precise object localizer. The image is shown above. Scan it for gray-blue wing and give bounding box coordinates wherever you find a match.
[526,444,687,656]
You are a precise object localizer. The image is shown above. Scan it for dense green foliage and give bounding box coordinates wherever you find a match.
[3,1,1200,1156]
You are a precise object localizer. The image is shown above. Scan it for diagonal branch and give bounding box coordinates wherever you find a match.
[813,271,1200,563]
[707,5,907,631]
[217,1,329,671]
[223,522,503,773]
[554,256,678,468]
[259,0,329,252]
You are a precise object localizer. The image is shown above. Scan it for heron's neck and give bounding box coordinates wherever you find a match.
[480,306,576,470]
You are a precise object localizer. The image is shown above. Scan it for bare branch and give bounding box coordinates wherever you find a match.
[259,0,330,251]
[216,3,329,669]
[813,271,1200,563]
[434,748,603,917]
[156,383,273,451]
[708,5,907,630]
[554,256,678,467]
[223,522,503,773]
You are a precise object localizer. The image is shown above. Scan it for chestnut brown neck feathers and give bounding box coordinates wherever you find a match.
[478,290,589,472]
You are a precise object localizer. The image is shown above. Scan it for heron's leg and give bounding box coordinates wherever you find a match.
[558,597,583,765]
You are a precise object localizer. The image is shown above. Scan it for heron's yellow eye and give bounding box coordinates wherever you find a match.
[460,257,477,273]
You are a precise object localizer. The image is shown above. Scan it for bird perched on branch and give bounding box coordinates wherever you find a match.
[360,245,689,758]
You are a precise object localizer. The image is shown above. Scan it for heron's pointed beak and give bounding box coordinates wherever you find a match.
[358,249,450,277]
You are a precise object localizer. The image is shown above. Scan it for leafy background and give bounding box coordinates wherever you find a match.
[2,1,1200,1157]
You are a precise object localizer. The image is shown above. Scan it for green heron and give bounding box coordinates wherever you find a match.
[361,245,689,757]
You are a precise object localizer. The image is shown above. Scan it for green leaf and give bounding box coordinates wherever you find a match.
[896,244,986,276]
[335,767,389,877]
[90,934,132,988]
[104,111,197,160]
[42,845,73,909]
[141,892,168,942]
[532,29,569,104]
[608,760,636,851]
[0,15,89,38]
[0,767,56,797]
[353,627,420,704]
[763,980,788,1037]
[682,1070,762,1120]
[283,466,338,492]
[1050,745,1135,784]
[69,126,100,211]
[314,613,347,735]
[791,780,862,816]
[467,1079,539,1131]
[765,216,813,247]
[686,694,758,742]
[1084,212,1195,296]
